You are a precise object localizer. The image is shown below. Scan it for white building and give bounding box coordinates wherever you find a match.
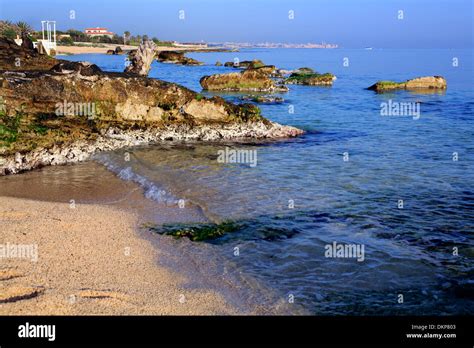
[84,27,114,38]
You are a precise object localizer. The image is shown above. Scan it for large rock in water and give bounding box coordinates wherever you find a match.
[223,59,265,69]
[200,69,288,92]
[0,59,303,174]
[124,40,157,76]
[284,68,336,86]
[367,76,447,92]
[157,51,203,65]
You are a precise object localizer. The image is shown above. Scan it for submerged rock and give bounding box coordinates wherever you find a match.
[157,51,203,65]
[367,76,447,92]
[240,95,285,104]
[200,69,288,92]
[284,68,336,86]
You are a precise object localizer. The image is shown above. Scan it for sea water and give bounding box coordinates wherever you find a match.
[64,48,474,314]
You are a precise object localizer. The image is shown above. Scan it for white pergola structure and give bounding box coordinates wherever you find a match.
[38,20,57,55]
[41,20,56,43]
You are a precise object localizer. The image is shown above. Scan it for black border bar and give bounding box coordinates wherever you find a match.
[0,316,471,346]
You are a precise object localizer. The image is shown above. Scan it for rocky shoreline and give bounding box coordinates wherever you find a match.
[0,121,302,176]
[0,37,303,176]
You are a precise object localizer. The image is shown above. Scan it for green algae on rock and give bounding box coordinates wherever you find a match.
[200,69,288,92]
[148,217,301,242]
[149,221,241,241]
[224,59,265,69]
[367,76,447,92]
[284,69,336,86]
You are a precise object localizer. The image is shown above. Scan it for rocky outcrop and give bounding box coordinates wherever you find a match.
[294,67,314,74]
[284,68,336,86]
[224,59,265,69]
[0,59,303,174]
[50,60,102,75]
[157,51,203,65]
[251,65,281,77]
[0,37,59,71]
[367,76,447,92]
[215,61,223,66]
[200,69,288,92]
[124,40,157,76]
[106,46,125,55]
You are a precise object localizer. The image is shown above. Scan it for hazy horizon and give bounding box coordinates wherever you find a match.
[1,0,473,48]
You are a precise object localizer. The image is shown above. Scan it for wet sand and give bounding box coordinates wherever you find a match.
[0,162,241,315]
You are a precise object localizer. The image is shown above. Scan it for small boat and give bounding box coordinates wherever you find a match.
[365,47,373,50]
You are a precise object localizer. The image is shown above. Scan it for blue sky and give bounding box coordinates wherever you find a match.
[1,0,472,48]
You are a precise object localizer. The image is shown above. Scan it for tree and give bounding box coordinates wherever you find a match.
[0,20,19,39]
[124,30,130,44]
[2,28,17,39]
[60,36,74,45]
[112,34,121,44]
[16,21,33,35]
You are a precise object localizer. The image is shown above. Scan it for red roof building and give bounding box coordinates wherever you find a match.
[84,27,114,38]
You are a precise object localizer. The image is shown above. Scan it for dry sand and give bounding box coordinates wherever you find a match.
[56,44,222,55]
[0,195,239,315]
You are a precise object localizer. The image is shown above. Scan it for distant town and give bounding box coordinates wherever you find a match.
[209,42,339,49]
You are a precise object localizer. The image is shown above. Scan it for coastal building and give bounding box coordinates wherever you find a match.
[84,27,114,38]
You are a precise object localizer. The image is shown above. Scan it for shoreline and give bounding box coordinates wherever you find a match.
[0,123,303,176]
[56,44,232,55]
[0,161,291,315]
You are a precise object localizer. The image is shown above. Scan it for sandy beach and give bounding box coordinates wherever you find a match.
[56,43,227,55]
[0,195,242,315]
[0,163,243,315]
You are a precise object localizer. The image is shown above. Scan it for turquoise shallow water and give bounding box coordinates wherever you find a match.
[64,49,473,314]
